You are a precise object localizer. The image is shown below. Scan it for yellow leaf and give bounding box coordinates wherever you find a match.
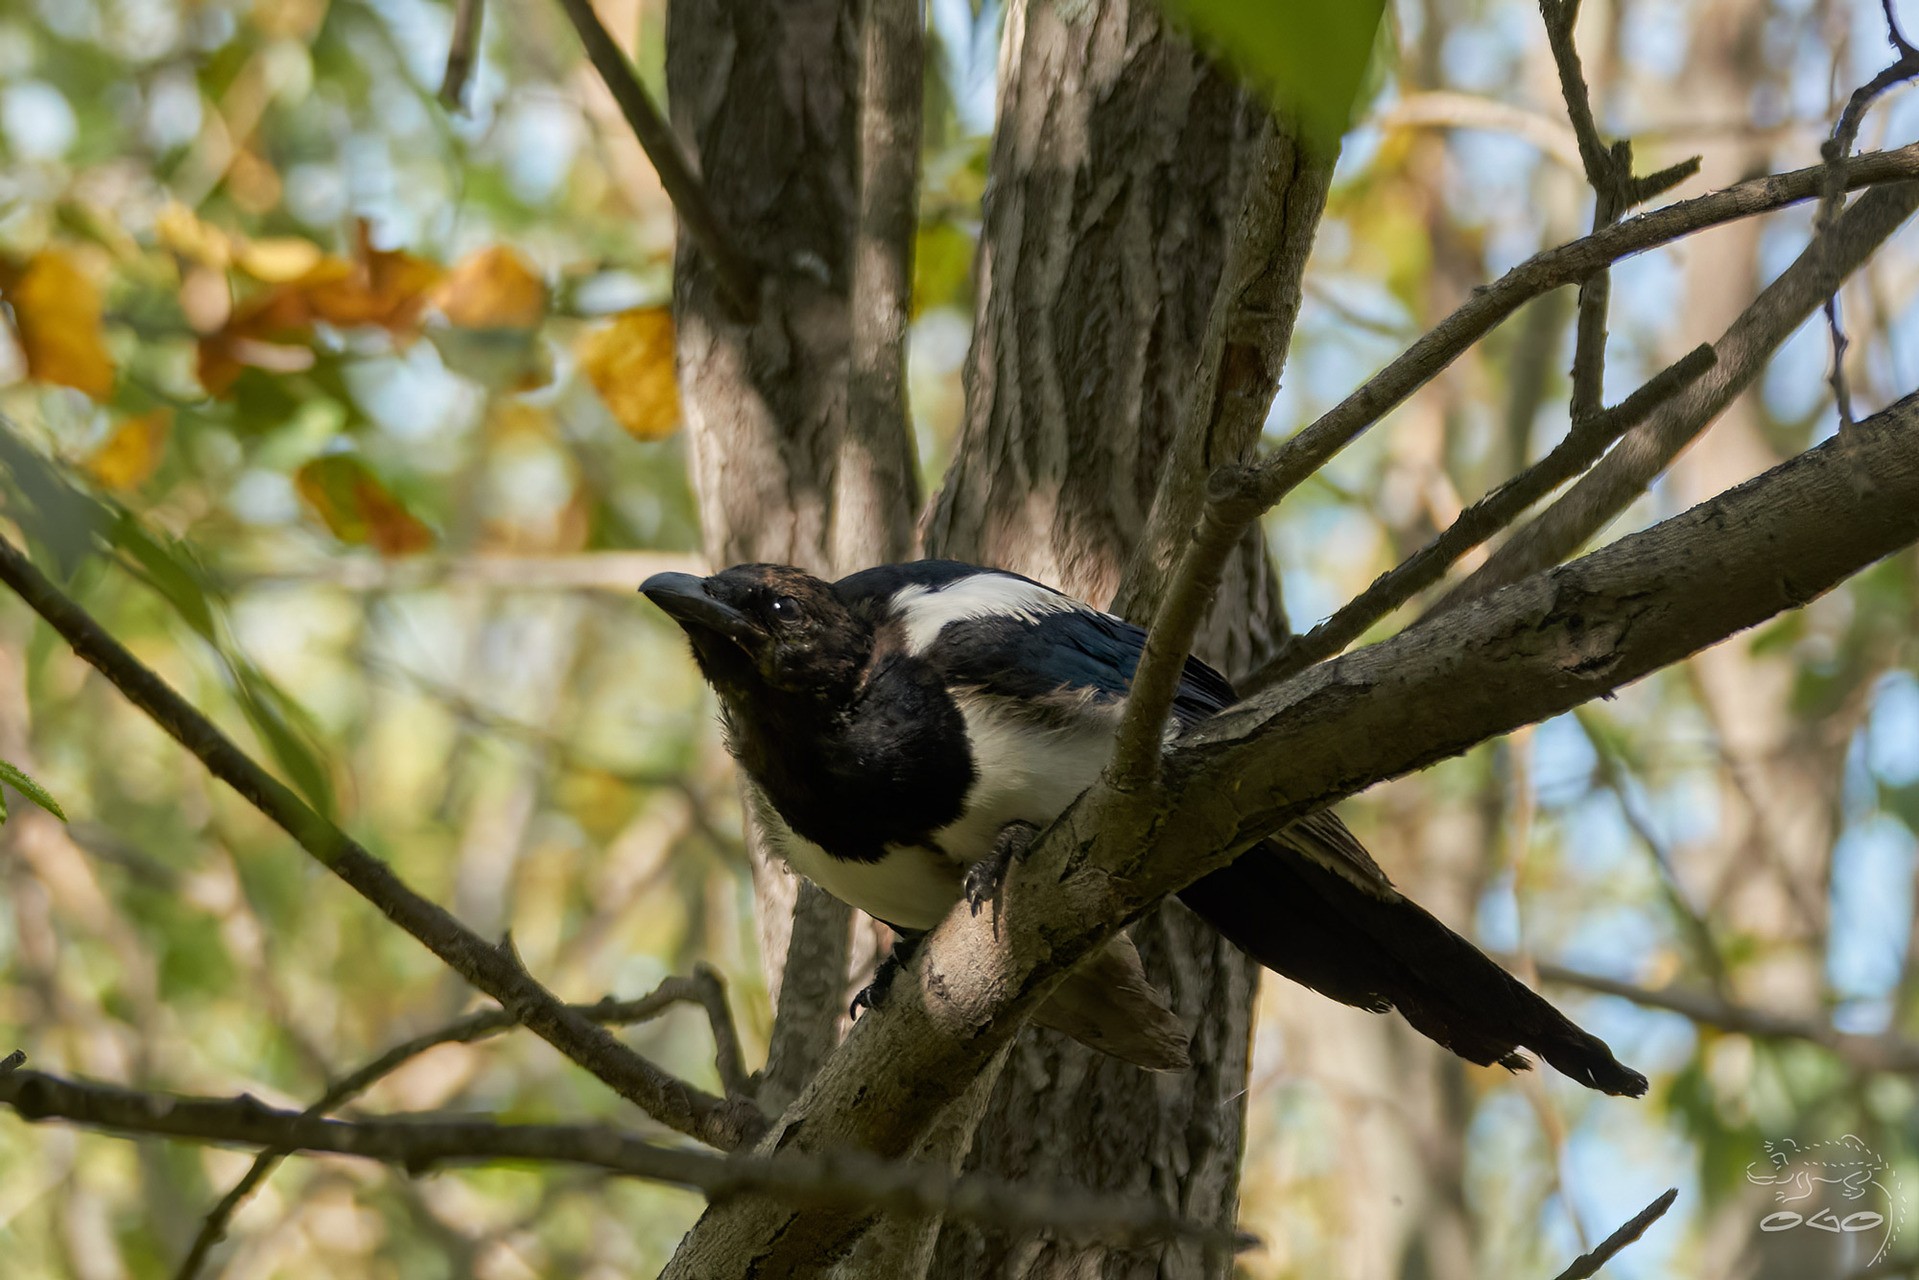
[86,410,173,491]
[0,249,116,399]
[236,236,326,283]
[433,245,546,330]
[295,455,435,557]
[579,307,680,440]
[154,203,233,269]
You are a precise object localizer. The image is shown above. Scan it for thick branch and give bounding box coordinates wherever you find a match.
[0,1069,1243,1253]
[664,388,1919,1271]
[552,0,760,315]
[0,534,765,1152]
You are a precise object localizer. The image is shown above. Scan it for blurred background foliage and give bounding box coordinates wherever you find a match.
[0,0,1914,1276]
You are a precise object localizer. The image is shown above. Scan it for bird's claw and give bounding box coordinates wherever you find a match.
[964,820,1040,937]
[849,931,925,1020]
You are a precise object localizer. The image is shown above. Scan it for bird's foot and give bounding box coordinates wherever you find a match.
[964,820,1041,937]
[849,930,926,1020]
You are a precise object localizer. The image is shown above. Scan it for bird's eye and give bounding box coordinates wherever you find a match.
[768,596,802,625]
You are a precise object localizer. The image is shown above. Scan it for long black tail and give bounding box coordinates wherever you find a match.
[1179,832,1648,1097]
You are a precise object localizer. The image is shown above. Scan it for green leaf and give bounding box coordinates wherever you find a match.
[1157,0,1388,150]
[0,758,68,823]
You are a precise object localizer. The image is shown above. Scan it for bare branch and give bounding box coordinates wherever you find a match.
[1107,123,1333,786]
[437,0,484,110]
[1249,343,1715,690]
[1815,4,1919,426]
[1532,962,1919,1074]
[0,532,765,1152]
[1244,143,1919,522]
[1,1049,24,1074]
[551,0,760,316]
[174,970,751,1280]
[0,1069,1248,1254]
[1548,1187,1678,1280]
[1111,146,1919,770]
[1444,177,1919,605]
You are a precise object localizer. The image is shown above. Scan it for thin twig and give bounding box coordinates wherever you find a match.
[1531,962,1919,1074]
[1548,1187,1678,1280]
[437,0,485,110]
[1,1050,24,1074]
[0,532,765,1152]
[172,970,750,1279]
[1247,344,1714,689]
[0,1069,1250,1254]
[1443,178,1919,605]
[1816,9,1919,426]
[551,0,760,317]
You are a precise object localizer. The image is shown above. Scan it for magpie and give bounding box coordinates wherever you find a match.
[643,559,1648,1096]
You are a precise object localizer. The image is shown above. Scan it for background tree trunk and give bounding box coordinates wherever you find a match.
[666,0,920,1108]
[919,1,1327,1272]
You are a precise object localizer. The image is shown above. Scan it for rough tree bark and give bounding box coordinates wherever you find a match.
[666,0,921,1109]
[917,2,1329,1274]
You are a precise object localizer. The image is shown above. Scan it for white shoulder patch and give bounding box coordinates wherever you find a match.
[891,573,1086,654]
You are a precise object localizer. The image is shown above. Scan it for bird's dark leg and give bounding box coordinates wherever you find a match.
[964,819,1041,936]
[849,928,926,1019]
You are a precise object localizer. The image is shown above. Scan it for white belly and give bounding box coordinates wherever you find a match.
[745,693,1120,931]
[926,693,1116,865]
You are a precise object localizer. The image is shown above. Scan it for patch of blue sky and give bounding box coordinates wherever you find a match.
[1559,1120,1700,1280]
[363,0,456,92]
[1532,714,1600,806]
[1867,671,1919,786]
[1619,0,1690,82]
[1826,815,1917,1010]
[928,0,999,136]
[1761,307,1837,426]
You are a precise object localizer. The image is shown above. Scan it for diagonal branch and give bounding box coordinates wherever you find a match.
[552,0,760,316]
[0,532,765,1153]
[174,968,751,1280]
[1532,962,1919,1075]
[1107,143,1919,782]
[1549,1187,1678,1280]
[0,1068,1247,1254]
[663,388,1919,1274]
[1444,176,1919,606]
[1248,343,1715,690]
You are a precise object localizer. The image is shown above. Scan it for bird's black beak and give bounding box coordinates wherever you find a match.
[641,572,759,645]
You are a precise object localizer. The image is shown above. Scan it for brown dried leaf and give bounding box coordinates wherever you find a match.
[295,455,435,557]
[433,245,546,330]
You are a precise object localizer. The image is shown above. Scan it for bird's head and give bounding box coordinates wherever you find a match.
[641,564,869,706]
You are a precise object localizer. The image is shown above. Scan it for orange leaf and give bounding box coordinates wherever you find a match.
[578,307,680,440]
[0,249,115,399]
[86,410,173,491]
[433,246,546,330]
[299,226,443,334]
[295,455,434,557]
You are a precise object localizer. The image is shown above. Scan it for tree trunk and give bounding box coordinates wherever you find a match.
[920,1,1328,1273]
[666,0,920,1106]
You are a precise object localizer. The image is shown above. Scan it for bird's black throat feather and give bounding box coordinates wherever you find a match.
[723,653,976,864]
